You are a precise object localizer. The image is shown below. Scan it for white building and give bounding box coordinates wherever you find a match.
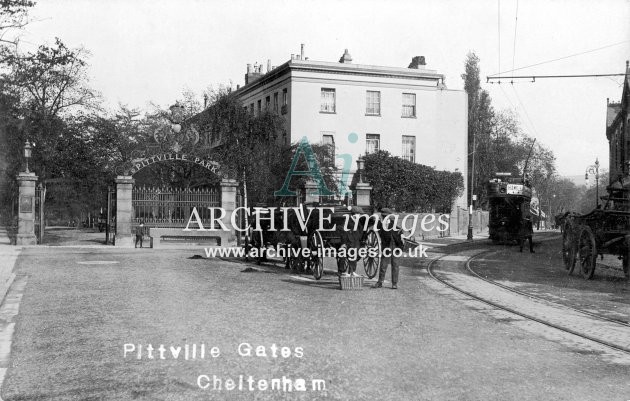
[233,47,468,208]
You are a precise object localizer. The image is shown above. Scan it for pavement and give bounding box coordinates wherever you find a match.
[0,228,19,400]
[3,228,630,400]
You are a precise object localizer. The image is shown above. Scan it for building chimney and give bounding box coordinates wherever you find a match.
[300,43,305,60]
[339,49,352,63]
[267,59,272,73]
[247,63,252,74]
[291,54,295,60]
[408,56,426,69]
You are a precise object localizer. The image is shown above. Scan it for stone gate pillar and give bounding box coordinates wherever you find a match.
[16,172,38,245]
[304,179,320,204]
[220,179,238,245]
[354,182,372,208]
[115,176,135,247]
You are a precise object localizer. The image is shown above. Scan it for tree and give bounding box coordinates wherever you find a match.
[0,0,34,49]
[461,53,558,210]
[2,38,99,119]
[0,37,106,223]
[462,52,496,208]
[549,177,584,215]
[362,150,464,213]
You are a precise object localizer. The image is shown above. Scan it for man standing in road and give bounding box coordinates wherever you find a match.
[372,208,404,289]
[519,215,534,253]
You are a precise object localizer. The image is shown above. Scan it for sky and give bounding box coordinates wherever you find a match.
[15,0,630,177]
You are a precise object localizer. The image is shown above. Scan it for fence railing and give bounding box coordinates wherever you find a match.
[132,186,220,230]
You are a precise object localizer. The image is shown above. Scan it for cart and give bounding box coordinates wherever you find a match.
[298,204,382,281]
[242,203,383,280]
[562,185,630,279]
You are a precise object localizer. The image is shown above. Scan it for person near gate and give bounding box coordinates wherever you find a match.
[135,221,145,248]
[372,208,404,289]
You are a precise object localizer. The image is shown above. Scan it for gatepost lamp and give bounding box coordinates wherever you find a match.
[356,155,365,184]
[24,140,32,173]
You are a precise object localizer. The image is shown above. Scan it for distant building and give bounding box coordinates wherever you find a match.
[196,45,468,208]
[606,61,630,183]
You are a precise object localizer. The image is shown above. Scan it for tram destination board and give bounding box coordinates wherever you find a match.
[506,184,524,195]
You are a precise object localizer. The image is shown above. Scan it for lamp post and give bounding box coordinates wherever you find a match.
[467,128,477,241]
[356,155,365,184]
[24,140,32,173]
[548,194,556,229]
[354,155,372,207]
[585,158,600,208]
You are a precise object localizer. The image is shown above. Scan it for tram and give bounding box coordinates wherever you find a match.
[487,173,533,243]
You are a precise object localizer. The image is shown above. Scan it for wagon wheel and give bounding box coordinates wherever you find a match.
[308,231,325,280]
[577,226,597,280]
[562,221,576,272]
[285,244,305,272]
[362,228,382,279]
[292,254,306,272]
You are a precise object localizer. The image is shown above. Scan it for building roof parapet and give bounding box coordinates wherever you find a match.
[234,57,445,97]
[287,58,441,78]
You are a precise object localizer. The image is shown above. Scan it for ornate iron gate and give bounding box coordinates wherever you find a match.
[132,186,220,233]
[34,183,45,244]
[106,186,116,245]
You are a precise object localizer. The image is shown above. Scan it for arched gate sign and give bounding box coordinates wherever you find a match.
[130,153,222,176]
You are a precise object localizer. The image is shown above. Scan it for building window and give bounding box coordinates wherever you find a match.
[366,91,381,116]
[257,100,261,115]
[402,93,416,117]
[273,92,279,112]
[249,103,254,115]
[265,96,271,111]
[320,88,336,113]
[282,88,288,114]
[321,132,335,161]
[402,135,416,162]
[366,134,380,154]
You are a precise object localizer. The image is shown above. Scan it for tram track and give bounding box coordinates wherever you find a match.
[466,250,630,327]
[426,251,630,356]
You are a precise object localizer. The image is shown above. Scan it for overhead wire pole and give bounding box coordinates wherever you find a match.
[467,121,476,241]
[487,40,630,78]
[511,0,519,74]
[497,0,501,75]
[487,73,627,82]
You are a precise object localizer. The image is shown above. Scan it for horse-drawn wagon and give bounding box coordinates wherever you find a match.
[243,203,383,280]
[562,184,630,279]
